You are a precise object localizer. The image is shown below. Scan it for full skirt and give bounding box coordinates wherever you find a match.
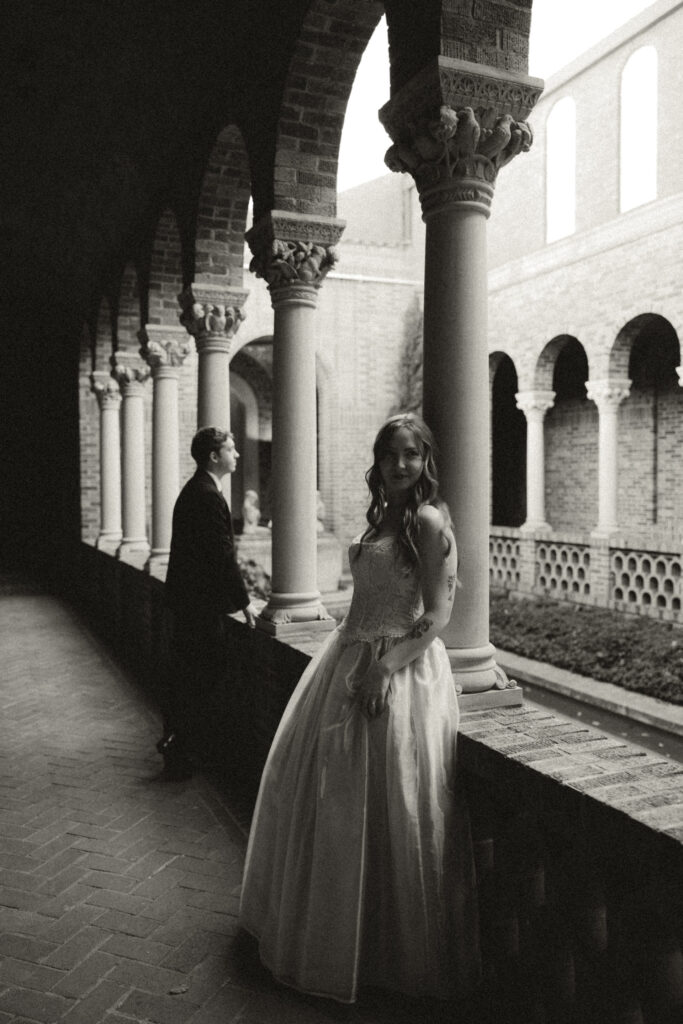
[239,627,480,1004]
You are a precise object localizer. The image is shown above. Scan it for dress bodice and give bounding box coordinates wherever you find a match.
[341,536,423,643]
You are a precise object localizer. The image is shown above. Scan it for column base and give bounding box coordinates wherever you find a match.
[96,532,121,555]
[116,539,150,568]
[256,591,335,636]
[145,551,169,580]
[448,643,523,707]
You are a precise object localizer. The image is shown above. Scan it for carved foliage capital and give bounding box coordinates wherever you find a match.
[110,352,150,390]
[515,390,556,419]
[139,326,193,370]
[90,372,121,410]
[586,379,632,411]
[178,284,248,341]
[246,211,345,291]
[380,60,542,213]
[384,104,533,210]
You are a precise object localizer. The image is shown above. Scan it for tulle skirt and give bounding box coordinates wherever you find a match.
[239,626,480,1004]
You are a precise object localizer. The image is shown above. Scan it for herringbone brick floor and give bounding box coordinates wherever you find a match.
[0,590,456,1024]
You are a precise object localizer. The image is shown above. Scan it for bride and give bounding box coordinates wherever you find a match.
[239,413,480,1004]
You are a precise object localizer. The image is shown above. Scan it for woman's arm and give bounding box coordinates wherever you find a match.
[355,505,457,717]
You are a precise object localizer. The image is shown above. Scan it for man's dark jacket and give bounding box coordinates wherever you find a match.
[165,470,249,619]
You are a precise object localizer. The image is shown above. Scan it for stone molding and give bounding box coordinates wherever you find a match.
[586,378,632,411]
[110,352,150,391]
[380,58,543,140]
[515,389,555,420]
[246,211,345,291]
[139,324,193,372]
[178,283,248,343]
[380,59,543,216]
[90,371,121,410]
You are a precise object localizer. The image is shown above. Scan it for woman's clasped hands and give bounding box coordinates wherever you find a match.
[354,658,392,718]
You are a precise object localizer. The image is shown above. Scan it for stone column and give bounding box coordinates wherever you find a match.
[515,390,555,532]
[111,352,150,566]
[90,372,122,553]
[246,211,344,634]
[380,60,543,699]
[178,282,247,505]
[139,325,192,577]
[586,379,631,534]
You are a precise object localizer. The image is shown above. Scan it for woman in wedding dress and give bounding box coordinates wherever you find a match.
[239,413,480,1005]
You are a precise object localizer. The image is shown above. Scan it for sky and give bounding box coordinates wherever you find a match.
[337,0,659,191]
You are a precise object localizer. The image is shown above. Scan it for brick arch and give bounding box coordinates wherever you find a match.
[146,209,183,327]
[94,297,114,370]
[534,334,589,393]
[193,124,251,288]
[610,313,681,381]
[115,263,142,353]
[271,0,384,218]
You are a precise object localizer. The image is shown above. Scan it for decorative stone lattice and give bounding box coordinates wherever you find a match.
[610,548,682,621]
[490,535,521,589]
[536,542,591,602]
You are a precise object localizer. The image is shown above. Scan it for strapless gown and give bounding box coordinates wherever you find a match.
[239,536,480,1003]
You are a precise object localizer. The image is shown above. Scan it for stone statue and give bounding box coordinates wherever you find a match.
[242,490,261,534]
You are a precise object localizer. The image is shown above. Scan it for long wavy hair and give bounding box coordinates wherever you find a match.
[358,413,452,566]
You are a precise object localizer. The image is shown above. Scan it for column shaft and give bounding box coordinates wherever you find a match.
[423,206,490,652]
[586,380,631,535]
[100,399,122,545]
[516,391,554,531]
[118,380,149,563]
[269,290,320,607]
[150,367,180,564]
[197,339,231,432]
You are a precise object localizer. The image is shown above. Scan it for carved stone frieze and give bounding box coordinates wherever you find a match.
[246,211,345,291]
[178,283,248,342]
[380,58,543,142]
[90,371,121,410]
[139,325,193,371]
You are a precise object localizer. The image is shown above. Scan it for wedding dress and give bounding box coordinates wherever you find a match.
[239,534,480,1003]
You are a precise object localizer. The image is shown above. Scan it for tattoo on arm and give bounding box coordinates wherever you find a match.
[408,617,433,640]
[447,574,457,598]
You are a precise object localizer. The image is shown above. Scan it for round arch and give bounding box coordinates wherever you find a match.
[490,352,526,527]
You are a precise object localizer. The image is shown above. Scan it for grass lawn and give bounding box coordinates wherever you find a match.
[490,593,683,706]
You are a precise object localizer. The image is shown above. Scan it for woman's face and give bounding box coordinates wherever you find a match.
[378,426,424,501]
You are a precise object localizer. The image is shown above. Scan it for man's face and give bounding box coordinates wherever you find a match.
[212,437,239,477]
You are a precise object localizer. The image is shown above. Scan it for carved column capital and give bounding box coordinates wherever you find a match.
[110,351,150,393]
[139,325,193,375]
[586,379,631,412]
[380,58,543,218]
[246,211,345,296]
[515,389,555,421]
[178,283,248,352]
[90,371,121,410]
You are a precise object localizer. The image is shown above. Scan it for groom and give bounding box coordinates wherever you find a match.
[159,426,258,778]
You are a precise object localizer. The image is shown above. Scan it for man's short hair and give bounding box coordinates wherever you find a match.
[190,427,232,466]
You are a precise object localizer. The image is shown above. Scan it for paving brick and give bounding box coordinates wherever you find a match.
[0,956,65,991]
[0,933,59,963]
[51,950,120,998]
[0,986,74,1022]
[60,979,129,1024]
[101,933,174,965]
[117,988,200,1023]
[43,924,110,970]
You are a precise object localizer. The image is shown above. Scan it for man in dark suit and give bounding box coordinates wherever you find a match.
[159,426,258,777]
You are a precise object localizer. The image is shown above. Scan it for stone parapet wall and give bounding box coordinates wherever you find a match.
[74,543,683,1022]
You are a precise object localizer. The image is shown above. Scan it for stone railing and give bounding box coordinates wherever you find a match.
[74,542,683,1023]
[490,526,683,624]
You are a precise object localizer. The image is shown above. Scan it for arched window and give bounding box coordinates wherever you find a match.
[620,46,657,213]
[545,96,576,243]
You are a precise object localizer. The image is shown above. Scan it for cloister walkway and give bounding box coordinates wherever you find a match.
[0,587,462,1024]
